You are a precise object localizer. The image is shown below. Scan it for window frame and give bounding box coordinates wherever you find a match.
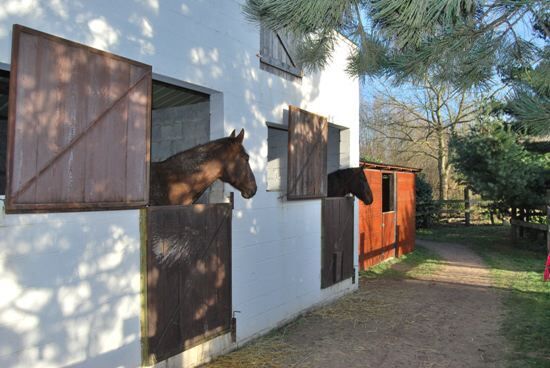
[265,120,350,196]
[0,26,225,214]
[382,172,396,213]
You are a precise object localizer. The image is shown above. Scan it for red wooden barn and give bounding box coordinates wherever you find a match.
[358,161,421,270]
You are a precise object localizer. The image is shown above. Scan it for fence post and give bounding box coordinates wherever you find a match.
[546,205,549,254]
[547,203,550,255]
[464,187,470,226]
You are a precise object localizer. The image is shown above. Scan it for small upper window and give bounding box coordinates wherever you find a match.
[382,173,395,212]
[260,25,303,81]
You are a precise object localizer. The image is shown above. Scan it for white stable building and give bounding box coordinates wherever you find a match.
[0,1,360,367]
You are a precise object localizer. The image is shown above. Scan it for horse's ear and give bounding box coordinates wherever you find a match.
[236,129,245,143]
[229,129,236,138]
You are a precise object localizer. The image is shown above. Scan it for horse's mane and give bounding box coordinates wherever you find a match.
[153,137,236,174]
[330,167,363,180]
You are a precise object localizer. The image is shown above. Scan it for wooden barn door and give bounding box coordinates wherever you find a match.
[321,197,354,288]
[397,172,416,255]
[359,169,382,269]
[145,204,232,363]
[382,212,397,258]
[359,170,398,270]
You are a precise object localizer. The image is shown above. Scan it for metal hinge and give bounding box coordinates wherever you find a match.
[231,310,240,343]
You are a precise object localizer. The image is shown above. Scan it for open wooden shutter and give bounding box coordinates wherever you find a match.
[6,25,151,212]
[287,105,328,199]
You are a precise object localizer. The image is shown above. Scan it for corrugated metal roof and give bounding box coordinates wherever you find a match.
[152,80,208,110]
[360,161,422,173]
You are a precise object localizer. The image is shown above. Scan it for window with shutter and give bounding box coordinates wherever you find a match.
[260,25,303,81]
[287,105,328,199]
[327,125,351,174]
[382,173,395,212]
[266,124,288,192]
[6,25,152,213]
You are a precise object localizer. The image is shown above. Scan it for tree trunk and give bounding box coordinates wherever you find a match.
[437,128,448,200]
[464,187,471,226]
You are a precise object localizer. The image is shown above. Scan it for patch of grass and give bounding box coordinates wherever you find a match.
[360,245,443,280]
[418,225,550,367]
[206,320,303,368]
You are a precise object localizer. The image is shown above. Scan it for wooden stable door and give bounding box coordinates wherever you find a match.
[321,197,354,288]
[397,172,416,255]
[359,170,397,270]
[382,211,396,259]
[359,169,381,269]
[145,204,232,363]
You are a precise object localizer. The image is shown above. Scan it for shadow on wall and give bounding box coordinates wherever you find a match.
[0,0,325,208]
[0,208,141,367]
[0,1,336,366]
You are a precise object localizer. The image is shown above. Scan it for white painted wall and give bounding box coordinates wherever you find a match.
[0,200,142,368]
[0,1,360,367]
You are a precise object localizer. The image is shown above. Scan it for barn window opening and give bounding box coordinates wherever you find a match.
[259,24,303,82]
[327,125,350,174]
[382,173,395,212]
[266,116,348,196]
[0,69,8,197]
[150,80,224,204]
[266,123,288,192]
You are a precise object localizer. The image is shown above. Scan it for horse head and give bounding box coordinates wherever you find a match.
[221,129,257,199]
[328,168,373,205]
[352,169,373,205]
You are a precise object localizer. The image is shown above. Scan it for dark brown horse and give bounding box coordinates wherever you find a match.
[150,129,257,205]
[327,167,373,205]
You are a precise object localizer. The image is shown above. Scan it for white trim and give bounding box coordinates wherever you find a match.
[152,72,221,96]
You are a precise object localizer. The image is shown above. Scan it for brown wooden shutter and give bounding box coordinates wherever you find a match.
[6,25,151,212]
[287,105,328,199]
[260,26,303,79]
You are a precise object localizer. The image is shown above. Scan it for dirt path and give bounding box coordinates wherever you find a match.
[206,241,510,368]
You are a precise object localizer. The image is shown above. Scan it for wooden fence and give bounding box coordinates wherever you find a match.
[416,199,496,226]
[510,206,550,252]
